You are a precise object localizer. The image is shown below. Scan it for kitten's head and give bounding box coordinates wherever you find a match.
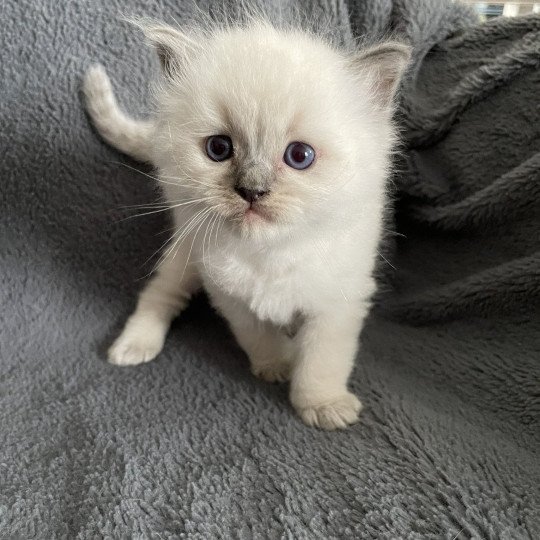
[146,20,410,242]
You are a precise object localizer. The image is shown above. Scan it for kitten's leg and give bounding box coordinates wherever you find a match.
[208,291,293,382]
[246,323,294,383]
[238,316,294,383]
[83,65,154,162]
[108,256,200,366]
[290,303,369,430]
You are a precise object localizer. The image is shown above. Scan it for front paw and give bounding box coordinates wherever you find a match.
[108,317,166,366]
[293,392,363,430]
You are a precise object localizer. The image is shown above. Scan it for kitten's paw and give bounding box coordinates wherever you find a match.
[108,319,166,366]
[252,361,291,383]
[108,339,162,366]
[294,392,363,430]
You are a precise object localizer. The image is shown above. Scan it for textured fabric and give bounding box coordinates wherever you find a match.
[1,0,539,538]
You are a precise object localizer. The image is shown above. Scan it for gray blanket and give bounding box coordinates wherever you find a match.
[1,0,539,537]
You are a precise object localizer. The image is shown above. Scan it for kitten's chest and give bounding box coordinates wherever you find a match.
[202,249,309,325]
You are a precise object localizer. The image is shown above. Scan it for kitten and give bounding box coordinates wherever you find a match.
[83,18,410,430]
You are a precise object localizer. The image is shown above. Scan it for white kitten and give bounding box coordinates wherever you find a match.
[83,18,410,430]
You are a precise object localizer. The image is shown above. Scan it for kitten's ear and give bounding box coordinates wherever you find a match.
[141,24,199,78]
[350,42,411,109]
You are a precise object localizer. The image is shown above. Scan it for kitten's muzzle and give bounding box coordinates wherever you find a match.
[233,161,272,204]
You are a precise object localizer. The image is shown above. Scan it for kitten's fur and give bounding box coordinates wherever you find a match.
[83,17,410,430]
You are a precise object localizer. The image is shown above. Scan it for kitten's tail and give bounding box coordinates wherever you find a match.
[83,64,154,163]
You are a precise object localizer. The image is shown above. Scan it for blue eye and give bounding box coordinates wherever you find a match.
[284,142,315,170]
[206,135,233,162]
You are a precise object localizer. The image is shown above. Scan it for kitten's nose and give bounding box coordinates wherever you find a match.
[234,186,269,203]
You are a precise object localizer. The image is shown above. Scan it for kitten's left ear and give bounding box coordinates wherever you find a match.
[350,42,411,110]
[140,24,200,79]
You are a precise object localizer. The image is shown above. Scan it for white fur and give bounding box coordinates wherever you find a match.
[83,20,410,429]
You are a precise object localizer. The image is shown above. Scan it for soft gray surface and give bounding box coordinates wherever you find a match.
[1,0,539,538]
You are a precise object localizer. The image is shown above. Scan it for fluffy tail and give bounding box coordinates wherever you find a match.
[83,64,154,162]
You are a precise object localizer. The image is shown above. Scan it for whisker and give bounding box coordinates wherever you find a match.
[377,249,396,270]
[138,232,177,277]
[213,214,225,249]
[160,173,215,189]
[111,161,179,187]
[117,202,196,221]
[162,207,212,263]
[119,191,222,211]
[151,207,210,274]
[178,209,214,282]
[119,202,170,210]
[383,228,406,238]
[118,196,223,222]
[201,212,218,273]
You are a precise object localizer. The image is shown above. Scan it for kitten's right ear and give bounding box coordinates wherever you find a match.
[140,24,199,79]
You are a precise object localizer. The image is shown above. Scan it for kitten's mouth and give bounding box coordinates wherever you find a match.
[228,201,273,229]
[243,203,270,223]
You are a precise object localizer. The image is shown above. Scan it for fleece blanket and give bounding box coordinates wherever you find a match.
[1,0,539,537]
